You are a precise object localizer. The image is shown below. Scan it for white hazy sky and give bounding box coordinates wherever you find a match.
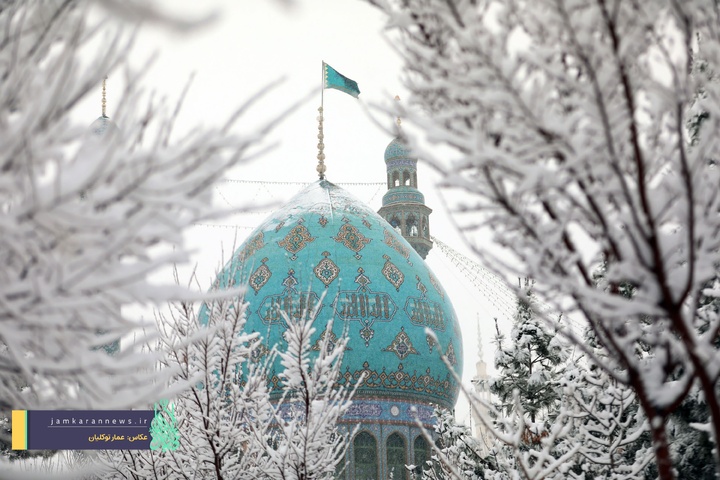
[78,0,521,424]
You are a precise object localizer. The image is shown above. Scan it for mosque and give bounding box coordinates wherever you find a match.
[209,123,465,479]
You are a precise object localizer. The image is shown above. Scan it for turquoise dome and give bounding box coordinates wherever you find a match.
[210,180,462,410]
[384,137,412,163]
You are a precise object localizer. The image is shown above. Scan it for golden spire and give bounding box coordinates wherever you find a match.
[316,106,326,179]
[101,76,108,118]
[395,95,401,128]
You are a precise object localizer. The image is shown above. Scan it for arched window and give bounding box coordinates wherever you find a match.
[421,217,428,238]
[335,453,348,480]
[393,171,400,187]
[414,435,430,477]
[387,433,407,480]
[407,215,418,237]
[403,170,410,186]
[390,216,402,234]
[354,431,378,479]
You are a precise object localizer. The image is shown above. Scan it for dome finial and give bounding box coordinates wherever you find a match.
[477,314,484,359]
[316,106,326,179]
[394,95,402,129]
[101,76,108,118]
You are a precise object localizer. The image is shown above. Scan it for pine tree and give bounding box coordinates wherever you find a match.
[562,355,653,480]
[490,282,567,428]
[420,407,491,480]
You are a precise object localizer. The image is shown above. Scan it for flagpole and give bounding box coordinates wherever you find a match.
[316,62,326,180]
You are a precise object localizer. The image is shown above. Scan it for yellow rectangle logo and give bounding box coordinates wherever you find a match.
[11,410,27,450]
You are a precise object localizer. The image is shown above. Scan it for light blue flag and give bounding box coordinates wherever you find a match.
[323,62,360,98]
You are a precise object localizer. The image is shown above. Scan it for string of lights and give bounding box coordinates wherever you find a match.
[432,236,586,333]
[221,179,384,186]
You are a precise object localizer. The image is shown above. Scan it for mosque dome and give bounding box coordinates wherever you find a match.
[211,179,463,414]
[384,137,411,163]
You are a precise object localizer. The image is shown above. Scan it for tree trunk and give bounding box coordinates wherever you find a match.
[648,414,675,480]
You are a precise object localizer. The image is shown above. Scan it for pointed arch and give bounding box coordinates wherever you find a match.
[414,435,430,477]
[387,432,407,479]
[407,214,418,237]
[354,431,378,479]
[390,215,402,234]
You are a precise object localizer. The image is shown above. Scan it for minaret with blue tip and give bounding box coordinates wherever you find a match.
[378,98,433,259]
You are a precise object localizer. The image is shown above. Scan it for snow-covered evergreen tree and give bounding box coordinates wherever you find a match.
[491,283,567,428]
[419,407,492,480]
[365,1,720,477]
[562,357,653,480]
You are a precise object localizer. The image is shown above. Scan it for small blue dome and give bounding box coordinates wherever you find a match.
[208,180,462,410]
[384,137,412,163]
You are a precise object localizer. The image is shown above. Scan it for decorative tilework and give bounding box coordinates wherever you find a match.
[404,296,447,330]
[360,325,375,346]
[250,342,270,363]
[278,225,315,260]
[382,254,404,291]
[415,275,427,298]
[236,232,265,262]
[274,220,285,232]
[428,272,444,300]
[249,258,271,295]
[346,402,383,418]
[281,269,298,294]
[445,342,457,366]
[311,328,351,353]
[339,362,456,403]
[314,251,340,287]
[354,267,371,291]
[257,291,322,326]
[406,404,433,421]
[338,399,436,427]
[383,327,418,360]
[334,268,398,347]
[362,218,372,229]
[426,334,437,353]
[383,229,412,265]
[334,224,371,259]
[318,215,328,227]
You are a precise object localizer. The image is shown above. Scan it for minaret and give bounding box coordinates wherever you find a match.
[378,97,433,259]
[472,317,492,453]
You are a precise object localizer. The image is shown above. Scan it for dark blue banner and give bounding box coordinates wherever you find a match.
[24,410,154,450]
